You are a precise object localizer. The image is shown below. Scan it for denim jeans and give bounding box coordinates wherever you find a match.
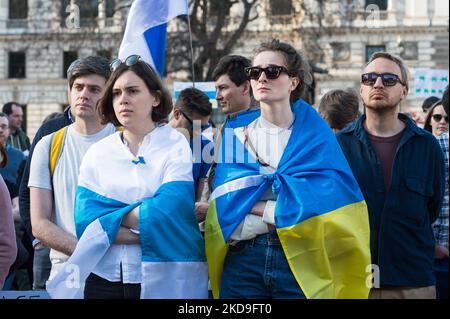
[434,257,449,299]
[84,273,141,299]
[220,230,306,299]
[32,246,51,290]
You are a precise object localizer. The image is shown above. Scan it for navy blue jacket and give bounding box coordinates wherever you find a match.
[18,107,72,243]
[337,113,445,287]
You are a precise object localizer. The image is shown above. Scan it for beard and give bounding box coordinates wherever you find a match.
[364,97,401,115]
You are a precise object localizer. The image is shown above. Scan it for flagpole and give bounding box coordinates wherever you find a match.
[186,0,196,87]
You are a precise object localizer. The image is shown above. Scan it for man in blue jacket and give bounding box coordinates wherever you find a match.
[337,52,445,299]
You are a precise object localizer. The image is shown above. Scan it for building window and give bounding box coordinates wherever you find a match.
[399,42,418,60]
[365,45,386,62]
[210,2,231,16]
[61,0,98,27]
[105,0,116,18]
[331,43,351,62]
[270,0,293,15]
[8,52,26,79]
[63,51,78,78]
[9,0,28,19]
[365,0,387,11]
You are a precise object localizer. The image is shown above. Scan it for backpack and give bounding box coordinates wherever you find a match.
[49,126,68,177]
[49,125,123,176]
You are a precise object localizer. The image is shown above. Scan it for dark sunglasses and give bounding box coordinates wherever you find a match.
[361,72,404,87]
[432,114,449,123]
[244,66,289,80]
[110,55,143,72]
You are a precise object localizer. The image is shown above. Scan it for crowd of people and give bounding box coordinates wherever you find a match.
[0,39,448,299]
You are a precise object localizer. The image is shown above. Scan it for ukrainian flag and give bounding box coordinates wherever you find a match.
[205,99,371,299]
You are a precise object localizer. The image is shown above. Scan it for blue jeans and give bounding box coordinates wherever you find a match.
[220,230,306,299]
[32,246,51,290]
[434,257,449,299]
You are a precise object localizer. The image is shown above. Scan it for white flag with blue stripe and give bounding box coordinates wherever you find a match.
[119,0,189,77]
[45,126,208,299]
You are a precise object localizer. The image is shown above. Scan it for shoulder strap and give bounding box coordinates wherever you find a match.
[49,126,68,177]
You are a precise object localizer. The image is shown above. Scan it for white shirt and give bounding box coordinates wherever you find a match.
[28,123,116,278]
[230,116,293,240]
[78,124,193,283]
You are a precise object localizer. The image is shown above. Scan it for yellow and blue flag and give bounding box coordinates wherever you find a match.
[205,99,371,299]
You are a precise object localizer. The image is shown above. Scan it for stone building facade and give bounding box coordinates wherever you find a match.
[0,0,448,139]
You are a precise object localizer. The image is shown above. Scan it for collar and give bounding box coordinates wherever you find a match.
[340,112,427,148]
[341,112,427,136]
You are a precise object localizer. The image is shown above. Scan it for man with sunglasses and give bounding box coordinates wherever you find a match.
[337,52,445,299]
[28,56,116,285]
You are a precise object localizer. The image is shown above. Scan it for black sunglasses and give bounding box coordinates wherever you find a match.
[361,72,404,87]
[432,114,449,123]
[110,55,143,72]
[244,66,289,80]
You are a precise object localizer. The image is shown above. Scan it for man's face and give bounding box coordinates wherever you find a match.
[360,58,407,112]
[68,74,107,120]
[215,74,250,115]
[8,104,23,131]
[0,116,10,145]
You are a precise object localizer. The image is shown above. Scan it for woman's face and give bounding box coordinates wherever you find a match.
[112,70,160,128]
[430,104,448,137]
[250,50,299,105]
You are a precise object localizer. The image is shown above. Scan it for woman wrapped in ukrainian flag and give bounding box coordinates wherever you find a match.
[205,39,372,299]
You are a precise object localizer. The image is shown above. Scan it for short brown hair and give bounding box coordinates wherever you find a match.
[254,39,313,102]
[366,52,409,92]
[97,61,172,126]
[67,56,111,90]
[319,89,360,130]
[175,87,212,117]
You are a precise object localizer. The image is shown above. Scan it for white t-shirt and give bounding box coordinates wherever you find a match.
[28,123,116,278]
[230,116,292,240]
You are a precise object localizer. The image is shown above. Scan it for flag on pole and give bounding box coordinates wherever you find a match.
[118,0,189,77]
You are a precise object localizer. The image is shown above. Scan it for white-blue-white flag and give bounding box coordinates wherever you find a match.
[118,0,189,77]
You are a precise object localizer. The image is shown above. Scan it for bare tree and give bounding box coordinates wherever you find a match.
[166,0,258,81]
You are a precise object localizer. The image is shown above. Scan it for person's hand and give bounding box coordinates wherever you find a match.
[250,201,266,217]
[34,242,45,250]
[195,202,209,223]
[435,245,449,259]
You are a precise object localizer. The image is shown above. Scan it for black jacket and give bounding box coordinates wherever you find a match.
[336,113,445,287]
[19,107,72,243]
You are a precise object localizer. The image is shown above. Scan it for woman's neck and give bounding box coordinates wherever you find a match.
[123,121,156,156]
[260,101,294,128]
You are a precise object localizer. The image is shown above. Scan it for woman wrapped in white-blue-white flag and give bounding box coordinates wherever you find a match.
[46,57,208,299]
